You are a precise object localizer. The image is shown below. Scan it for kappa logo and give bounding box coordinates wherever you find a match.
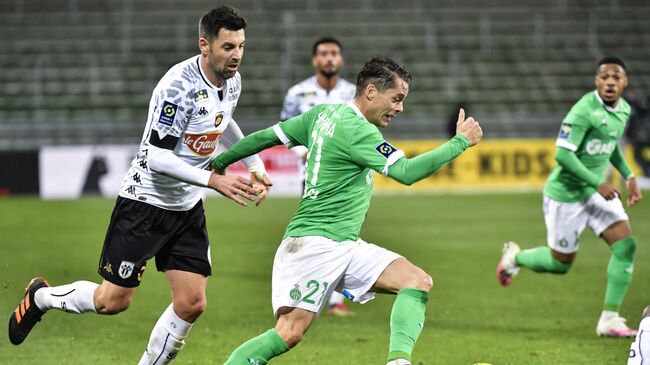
[158,101,178,126]
[183,133,222,156]
[197,106,208,116]
[118,261,135,279]
[375,141,397,158]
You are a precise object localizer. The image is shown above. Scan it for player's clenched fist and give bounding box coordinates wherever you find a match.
[455,108,483,146]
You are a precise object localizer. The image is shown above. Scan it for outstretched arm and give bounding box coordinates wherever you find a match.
[387,108,482,185]
[387,135,469,185]
[212,127,282,172]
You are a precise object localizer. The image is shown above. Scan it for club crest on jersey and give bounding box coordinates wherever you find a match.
[375,141,397,158]
[184,133,222,156]
[194,89,208,103]
[558,123,572,139]
[214,112,224,127]
[158,101,178,126]
[118,261,135,279]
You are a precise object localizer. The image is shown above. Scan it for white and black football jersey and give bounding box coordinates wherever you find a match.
[119,55,260,210]
[280,75,356,120]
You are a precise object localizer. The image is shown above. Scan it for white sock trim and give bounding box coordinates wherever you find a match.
[34,281,98,313]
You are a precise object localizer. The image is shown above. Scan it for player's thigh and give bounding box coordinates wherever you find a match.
[370,257,432,294]
[98,197,176,288]
[336,239,404,302]
[271,236,357,317]
[155,200,212,278]
[543,195,589,254]
[584,193,631,244]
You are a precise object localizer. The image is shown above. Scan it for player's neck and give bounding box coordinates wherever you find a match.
[316,74,339,92]
[199,57,226,88]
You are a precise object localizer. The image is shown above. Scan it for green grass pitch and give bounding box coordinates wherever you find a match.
[0,193,648,364]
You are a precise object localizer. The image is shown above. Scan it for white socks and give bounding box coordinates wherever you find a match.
[138,304,193,365]
[34,281,98,313]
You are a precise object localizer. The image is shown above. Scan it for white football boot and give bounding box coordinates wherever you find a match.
[497,241,521,286]
[596,314,637,337]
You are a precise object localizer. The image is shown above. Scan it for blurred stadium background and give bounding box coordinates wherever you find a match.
[1,1,649,364]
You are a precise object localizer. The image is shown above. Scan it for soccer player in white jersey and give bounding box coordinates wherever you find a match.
[628,306,650,364]
[281,37,356,316]
[8,5,270,364]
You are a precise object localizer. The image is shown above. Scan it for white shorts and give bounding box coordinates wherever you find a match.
[543,193,628,254]
[271,236,402,317]
[628,317,650,365]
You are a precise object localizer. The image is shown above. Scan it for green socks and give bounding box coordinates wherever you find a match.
[604,236,636,312]
[387,288,429,362]
[224,328,289,365]
[515,246,571,273]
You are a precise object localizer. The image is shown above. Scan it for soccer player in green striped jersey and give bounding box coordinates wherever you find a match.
[498,57,643,338]
[212,56,483,365]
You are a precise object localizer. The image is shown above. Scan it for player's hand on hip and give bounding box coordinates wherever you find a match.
[455,108,483,146]
[250,173,272,206]
[625,176,642,206]
[597,183,619,200]
[208,172,258,206]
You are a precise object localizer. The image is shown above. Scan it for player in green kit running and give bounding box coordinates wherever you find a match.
[497,57,643,337]
[212,56,483,365]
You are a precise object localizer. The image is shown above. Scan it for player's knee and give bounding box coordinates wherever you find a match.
[174,295,207,321]
[416,273,434,292]
[550,260,572,274]
[279,329,304,348]
[401,269,433,292]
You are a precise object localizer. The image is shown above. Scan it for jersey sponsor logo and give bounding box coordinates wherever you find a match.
[585,139,616,155]
[158,101,178,126]
[118,261,135,279]
[214,112,224,127]
[558,123,572,139]
[194,89,208,103]
[183,132,222,156]
[375,141,397,158]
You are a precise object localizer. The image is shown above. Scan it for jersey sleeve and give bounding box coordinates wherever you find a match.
[273,106,319,148]
[349,122,405,175]
[148,76,195,149]
[555,108,591,152]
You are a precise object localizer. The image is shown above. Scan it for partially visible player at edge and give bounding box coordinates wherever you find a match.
[8,5,271,364]
[498,56,642,338]
[280,36,356,316]
[212,56,483,365]
[628,306,650,364]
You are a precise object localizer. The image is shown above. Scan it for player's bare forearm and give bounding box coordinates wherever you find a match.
[212,127,282,172]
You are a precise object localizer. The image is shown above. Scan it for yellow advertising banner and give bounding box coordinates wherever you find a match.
[374,139,641,192]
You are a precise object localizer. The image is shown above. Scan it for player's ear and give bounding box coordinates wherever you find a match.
[198,37,210,55]
[366,84,377,101]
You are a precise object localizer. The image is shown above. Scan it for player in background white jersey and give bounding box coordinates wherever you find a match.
[8,6,270,364]
[629,306,650,365]
[280,37,356,316]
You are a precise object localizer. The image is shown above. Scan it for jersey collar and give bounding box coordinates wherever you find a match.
[593,90,619,113]
[196,55,224,90]
[347,102,366,119]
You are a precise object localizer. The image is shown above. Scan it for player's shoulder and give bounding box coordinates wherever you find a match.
[617,96,632,115]
[155,55,203,93]
[565,91,597,123]
[287,76,317,95]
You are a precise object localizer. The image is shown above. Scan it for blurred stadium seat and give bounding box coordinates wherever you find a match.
[0,0,648,148]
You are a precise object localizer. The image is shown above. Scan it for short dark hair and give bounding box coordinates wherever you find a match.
[598,56,626,71]
[312,37,343,56]
[199,5,247,40]
[355,56,412,96]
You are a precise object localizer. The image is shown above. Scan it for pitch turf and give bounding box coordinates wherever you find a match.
[0,193,647,364]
